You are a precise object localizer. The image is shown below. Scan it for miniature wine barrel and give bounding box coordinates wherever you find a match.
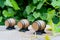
[5,18,16,27]
[32,20,46,31]
[17,19,30,29]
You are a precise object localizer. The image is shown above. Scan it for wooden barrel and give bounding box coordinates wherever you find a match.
[32,20,46,31]
[17,19,30,29]
[5,18,16,27]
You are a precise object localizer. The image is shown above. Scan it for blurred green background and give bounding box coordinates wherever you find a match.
[0,0,60,26]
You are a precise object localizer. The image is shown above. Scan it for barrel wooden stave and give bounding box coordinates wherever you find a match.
[17,19,29,29]
[5,18,16,27]
[32,20,46,31]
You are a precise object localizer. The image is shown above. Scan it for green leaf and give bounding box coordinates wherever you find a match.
[23,11,27,18]
[54,22,60,32]
[3,10,8,17]
[40,14,47,20]
[10,0,20,10]
[0,16,3,22]
[57,12,60,17]
[2,9,15,17]
[4,0,20,10]
[39,7,47,20]
[4,0,13,7]
[33,0,38,4]
[47,10,56,20]
[37,0,45,9]
[25,5,36,14]
[33,0,44,4]
[27,15,35,22]
[0,0,5,8]
[8,8,15,15]
[51,0,60,8]
[52,16,59,24]
[33,12,40,18]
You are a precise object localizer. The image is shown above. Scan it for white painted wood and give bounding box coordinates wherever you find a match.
[0,26,59,40]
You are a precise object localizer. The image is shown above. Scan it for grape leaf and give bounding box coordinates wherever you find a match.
[27,15,35,22]
[39,7,47,20]
[33,0,38,4]
[25,5,36,14]
[37,0,45,9]
[4,0,20,10]
[2,9,15,17]
[10,0,20,10]
[33,12,40,18]
[47,10,56,20]
[51,0,60,8]
[4,0,13,7]
[52,16,59,24]
[0,0,5,8]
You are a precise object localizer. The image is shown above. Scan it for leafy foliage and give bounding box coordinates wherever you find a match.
[51,0,60,8]
[0,0,60,26]
[33,12,40,18]
[3,8,15,17]
[25,4,36,14]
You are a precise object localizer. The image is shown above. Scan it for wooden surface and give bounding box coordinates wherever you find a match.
[0,26,60,40]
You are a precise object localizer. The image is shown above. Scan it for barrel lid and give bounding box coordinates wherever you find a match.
[5,20,9,27]
[32,22,39,31]
[17,22,23,29]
